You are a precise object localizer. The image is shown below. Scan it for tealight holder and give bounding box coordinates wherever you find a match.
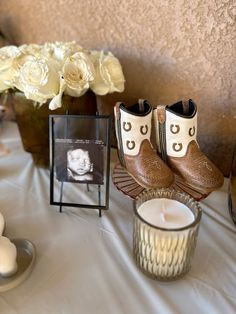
[133,189,202,281]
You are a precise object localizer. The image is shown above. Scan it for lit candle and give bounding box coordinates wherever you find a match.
[133,190,201,281]
[0,236,18,277]
[137,198,195,229]
[0,212,5,235]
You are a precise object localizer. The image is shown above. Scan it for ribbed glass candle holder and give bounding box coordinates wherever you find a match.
[133,189,202,281]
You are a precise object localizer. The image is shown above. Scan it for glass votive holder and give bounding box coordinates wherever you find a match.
[133,188,202,281]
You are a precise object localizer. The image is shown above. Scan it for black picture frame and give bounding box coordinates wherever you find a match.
[49,114,111,216]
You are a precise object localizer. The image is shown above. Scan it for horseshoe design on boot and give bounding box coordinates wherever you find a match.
[126,141,135,150]
[189,126,195,137]
[173,143,183,152]
[123,122,132,132]
[170,124,180,134]
[140,125,148,135]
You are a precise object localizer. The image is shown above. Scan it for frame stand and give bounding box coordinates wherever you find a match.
[49,112,111,217]
[58,111,103,217]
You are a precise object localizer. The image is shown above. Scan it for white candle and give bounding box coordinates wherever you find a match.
[0,236,18,277]
[0,212,5,235]
[137,198,195,229]
[134,195,200,280]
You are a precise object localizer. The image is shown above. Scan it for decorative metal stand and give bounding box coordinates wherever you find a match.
[57,112,103,215]
[112,162,210,201]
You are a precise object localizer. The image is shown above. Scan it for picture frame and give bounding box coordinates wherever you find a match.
[49,114,111,216]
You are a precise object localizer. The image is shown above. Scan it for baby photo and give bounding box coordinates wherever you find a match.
[54,139,104,185]
[67,148,93,182]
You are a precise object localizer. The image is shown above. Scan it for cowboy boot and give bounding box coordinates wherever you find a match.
[114,100,174,189]
[153,99,224,194]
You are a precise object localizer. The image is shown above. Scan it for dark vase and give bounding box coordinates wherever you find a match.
[12,91,97,168]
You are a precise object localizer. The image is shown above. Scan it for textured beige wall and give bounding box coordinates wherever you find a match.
[0,0,235,175]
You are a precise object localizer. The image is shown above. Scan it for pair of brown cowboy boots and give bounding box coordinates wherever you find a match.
[114,99,224,194]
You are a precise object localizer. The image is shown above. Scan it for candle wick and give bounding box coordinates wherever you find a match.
[161,203,165,212]
[160,212,166,222]
[160,202,167,222]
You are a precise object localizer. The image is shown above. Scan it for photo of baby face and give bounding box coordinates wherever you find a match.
[67,149,93,176]
[55,139,104,185]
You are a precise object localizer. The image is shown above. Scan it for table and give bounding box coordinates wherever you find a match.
[0,121,235,314]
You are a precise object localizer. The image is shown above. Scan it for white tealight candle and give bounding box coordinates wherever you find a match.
[0,236,18,277]
[0,212,5,235]
[138,198,195,229]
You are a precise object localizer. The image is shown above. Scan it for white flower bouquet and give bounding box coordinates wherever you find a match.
[0,41,125,110]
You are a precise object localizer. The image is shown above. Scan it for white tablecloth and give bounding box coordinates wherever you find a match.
[0,122,235,314]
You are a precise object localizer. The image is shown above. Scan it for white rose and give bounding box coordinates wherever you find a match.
[0,45,21,91]
[40,43,54,59]
[19,43,60,69]
[90,51,125,95]
[0,78,8,92]
[62,51,95,97]
[15,57,60,104]
[52,41,83,62]
[19,44,42,57]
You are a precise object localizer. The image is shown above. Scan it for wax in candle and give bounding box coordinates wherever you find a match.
[0,236,18,277]
[0,212,4,235]
[137,198,195,229]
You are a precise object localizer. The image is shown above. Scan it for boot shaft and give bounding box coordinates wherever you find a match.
[154,99,198,159]
[114,100,152,157]
[114,100,174,189]
[154,99,224,193]
[166,99,198,157]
